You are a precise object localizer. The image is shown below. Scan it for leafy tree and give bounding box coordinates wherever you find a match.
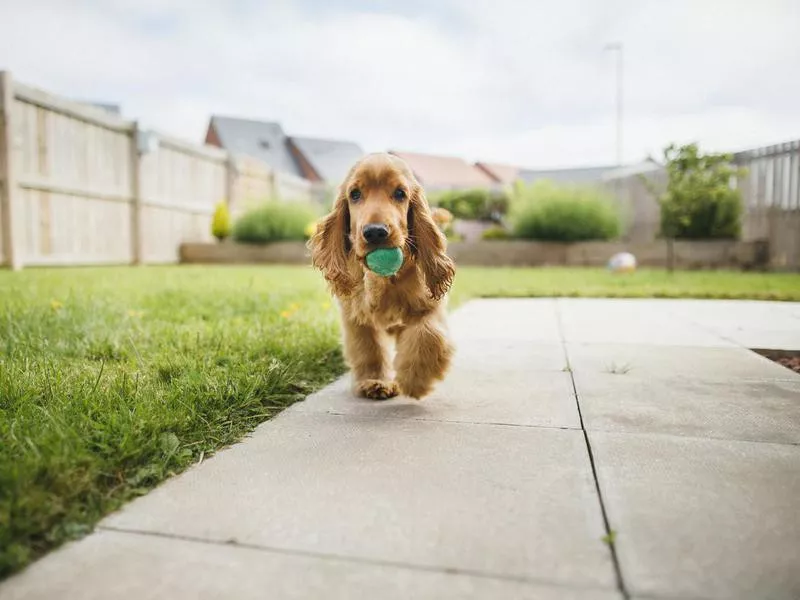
[656,143,744,240]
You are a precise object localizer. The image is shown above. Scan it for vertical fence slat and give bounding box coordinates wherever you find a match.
[130,123,142,265]
[789,147,799,210]
[0,71,21,269]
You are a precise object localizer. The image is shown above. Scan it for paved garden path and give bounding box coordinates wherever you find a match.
[3,299,800,599]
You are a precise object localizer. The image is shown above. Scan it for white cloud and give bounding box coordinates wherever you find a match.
[1,0,798,167]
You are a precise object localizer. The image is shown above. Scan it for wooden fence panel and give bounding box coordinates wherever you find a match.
[12,82,135,266]
[1,75,346,268]
[230,154,274,217]
[138,135,226,262]
[274,170,314,202]
[140,205,212,264]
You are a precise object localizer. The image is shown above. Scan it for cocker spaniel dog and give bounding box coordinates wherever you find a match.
[309,153,455,400]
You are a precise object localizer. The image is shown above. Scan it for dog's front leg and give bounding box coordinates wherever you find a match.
[394,311,454,399]
[342,318,398,400]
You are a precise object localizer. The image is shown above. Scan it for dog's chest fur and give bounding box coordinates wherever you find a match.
[344,267,434,330]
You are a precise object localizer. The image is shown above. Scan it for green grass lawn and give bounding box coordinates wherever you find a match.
[0,266,341,578]
[1,264,799,577]
[449,266,800,304]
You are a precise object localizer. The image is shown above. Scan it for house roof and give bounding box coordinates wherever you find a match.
[87,102,121,115]
[208,115,303,177]
[289,136,364,185]
[475,162,521,184]
[518,165,615,185]
[600,159,663,181]
[390,151,496,190]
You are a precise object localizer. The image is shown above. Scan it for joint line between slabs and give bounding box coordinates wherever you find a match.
[554,299,629,599]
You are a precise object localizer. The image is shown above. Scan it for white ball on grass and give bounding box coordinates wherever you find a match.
[608,252,637,273]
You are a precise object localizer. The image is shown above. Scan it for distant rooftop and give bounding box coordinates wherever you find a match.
[207,116,364,183]
[207,116,303,177]
[289,136,364,186]
[391,151,496,190]
[475,162,521,185]
[73,100,122,115]
[518,164,616,185]
[601,159,663,181]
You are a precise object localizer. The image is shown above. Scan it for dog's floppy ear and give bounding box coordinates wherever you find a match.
[407,184,455,300]
[309,190,354,297]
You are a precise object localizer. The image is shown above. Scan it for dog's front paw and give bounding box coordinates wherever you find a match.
[355,379,399,400]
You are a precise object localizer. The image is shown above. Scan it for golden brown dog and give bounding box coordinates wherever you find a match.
[309,153,455,400]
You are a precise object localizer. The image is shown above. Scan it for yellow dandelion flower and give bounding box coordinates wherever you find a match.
[280,310,292,319]
[289,303,300,311]
[321,302,331,310]
[50,299,63,311]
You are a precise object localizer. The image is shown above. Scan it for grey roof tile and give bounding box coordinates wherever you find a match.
[289,136,364,185]
[209,116,302,177]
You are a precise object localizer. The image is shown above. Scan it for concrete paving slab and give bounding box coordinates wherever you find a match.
[101,412,617,589]
[0,530,622,600]
[724,329,800,351]
[6,297,800,599]
[574,372,800,444]
[566,344,799,381]
[662,298,800,327]
[557,299,735,347]
[449,299,562,343]
[452,339,568,373]
[657,300,800,350]
[294,369,580,429]
[782,303,800,320]
[590,431,800,600]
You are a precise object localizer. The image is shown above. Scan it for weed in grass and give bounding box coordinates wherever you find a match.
[601,530,618,545]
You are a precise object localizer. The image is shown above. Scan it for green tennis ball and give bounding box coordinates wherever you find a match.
[366,247,404,277]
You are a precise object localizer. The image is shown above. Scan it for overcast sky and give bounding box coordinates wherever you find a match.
[1,0,798,168]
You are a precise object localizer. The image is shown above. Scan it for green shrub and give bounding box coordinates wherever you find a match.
[430,188,509,221]
[509,181,620,242]
[233,202,318,244]
[211,202,231,241]
[652,143,743,239]
[481,225,510,240]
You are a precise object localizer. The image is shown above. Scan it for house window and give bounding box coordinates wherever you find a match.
[258,139,270,150]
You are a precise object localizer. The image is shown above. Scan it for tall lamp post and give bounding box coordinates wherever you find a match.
[604,42,623,167]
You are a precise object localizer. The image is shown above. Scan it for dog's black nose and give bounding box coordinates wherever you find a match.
[363,224,389,244]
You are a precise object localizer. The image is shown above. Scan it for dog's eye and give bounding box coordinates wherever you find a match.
[349,188,362,202]
[392,188,407,201]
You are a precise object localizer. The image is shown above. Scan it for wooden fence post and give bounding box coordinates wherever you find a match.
[130,122,143,265]
[0,71,21,270]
